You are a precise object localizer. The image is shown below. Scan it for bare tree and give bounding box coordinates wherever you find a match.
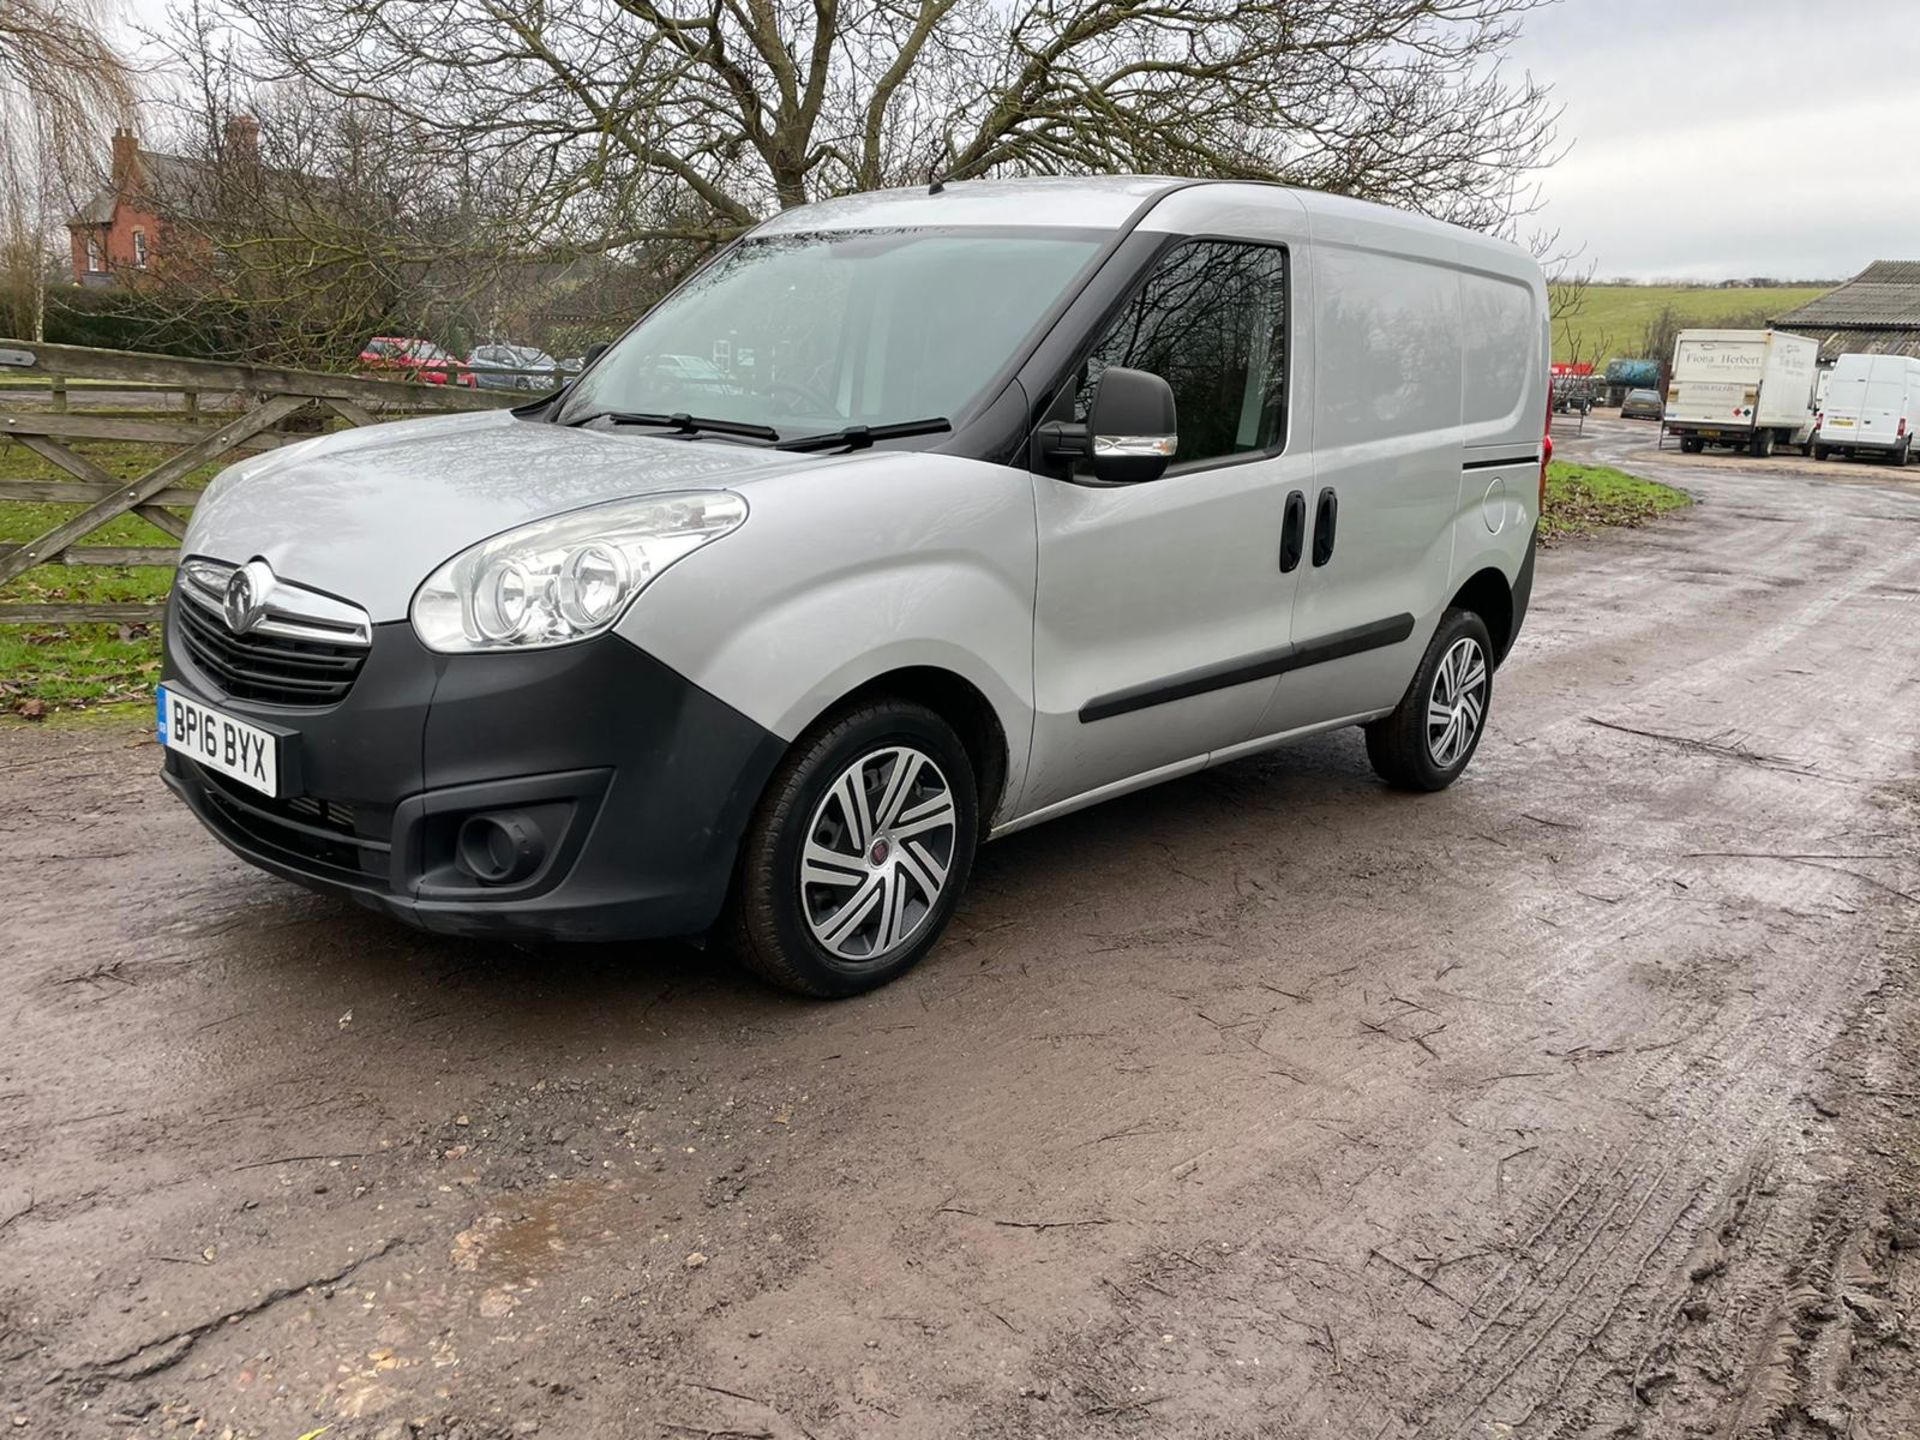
[0,0,135,337]
[194,0,1561,254]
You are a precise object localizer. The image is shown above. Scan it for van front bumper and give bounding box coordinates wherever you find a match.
[160,608,785,941]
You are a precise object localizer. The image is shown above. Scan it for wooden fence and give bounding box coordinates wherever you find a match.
[0,340,527,625]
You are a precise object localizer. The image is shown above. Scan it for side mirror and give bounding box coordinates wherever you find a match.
[1087,367,1177,483]
[584,341,610,367]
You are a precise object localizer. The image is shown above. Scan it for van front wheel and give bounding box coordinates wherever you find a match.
[1365,609,1494,793]
[724,700,978,998]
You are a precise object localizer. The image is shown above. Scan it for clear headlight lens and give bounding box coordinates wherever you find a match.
[411,490,747,652]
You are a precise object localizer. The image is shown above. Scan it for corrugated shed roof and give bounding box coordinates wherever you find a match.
[1776,260,1920,329]
[1795,328,1920,364]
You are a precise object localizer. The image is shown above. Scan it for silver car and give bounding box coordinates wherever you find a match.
[159,178,1547,997]
[467,344,558,392]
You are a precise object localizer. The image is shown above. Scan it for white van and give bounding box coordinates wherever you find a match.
[1814,352,1920,464]
[158,178,1550,996]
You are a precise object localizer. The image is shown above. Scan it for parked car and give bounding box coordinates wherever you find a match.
[1551,374,1595,415]
[159,177,1548,998]
[468,344,559,392]
[1621,388,1663,421]
[358,337,476,388]
[1813,353,1920,464]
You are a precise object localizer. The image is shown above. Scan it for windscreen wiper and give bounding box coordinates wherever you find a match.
[566,410,780,441]
[774,417,951,453]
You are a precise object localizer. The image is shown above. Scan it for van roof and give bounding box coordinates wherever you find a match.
[749,176,1536,273]
[751,176,1182,235]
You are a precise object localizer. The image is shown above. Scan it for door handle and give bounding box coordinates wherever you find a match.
[1278,490,1306,572]
[1312,488,1338,567]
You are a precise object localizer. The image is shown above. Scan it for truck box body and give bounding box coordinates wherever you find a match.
[1817,353,1920,461]
[1665,329,1820,454]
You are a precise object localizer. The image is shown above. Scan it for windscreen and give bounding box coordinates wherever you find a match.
[558,229,1106,436]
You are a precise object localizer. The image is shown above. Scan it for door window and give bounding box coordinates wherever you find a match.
[1075,240,1288,466]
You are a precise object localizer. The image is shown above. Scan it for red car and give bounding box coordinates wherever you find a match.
[358,337,477,387]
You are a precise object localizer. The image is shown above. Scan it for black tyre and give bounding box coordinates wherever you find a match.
[724,699,978,998]
[1813,443,1830,461]
[1896,439,1912,468]
[1681,436,1704,454]
[1749,429,1775,458]
[1365,609,1493,793]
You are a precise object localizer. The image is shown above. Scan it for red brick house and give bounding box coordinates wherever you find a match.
[66,118,259,287]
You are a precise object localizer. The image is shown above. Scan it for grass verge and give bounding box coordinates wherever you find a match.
[1541,460,1691,542]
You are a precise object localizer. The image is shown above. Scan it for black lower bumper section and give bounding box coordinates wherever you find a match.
[1505,528,1537,663]
[162,613,785,941]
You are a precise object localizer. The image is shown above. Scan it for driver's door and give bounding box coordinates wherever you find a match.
[1018,233,1315,822]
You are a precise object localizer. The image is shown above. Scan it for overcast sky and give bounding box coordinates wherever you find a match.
[107,0,1920,283]
[1510,0,1920,281]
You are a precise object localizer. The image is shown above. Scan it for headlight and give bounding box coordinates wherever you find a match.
[410,490,747,652]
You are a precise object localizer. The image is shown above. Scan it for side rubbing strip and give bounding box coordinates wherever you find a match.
[1462,452,1541,472]
[1078,613,1416,723]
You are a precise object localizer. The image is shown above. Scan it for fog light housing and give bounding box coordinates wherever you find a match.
[455,812,546,885]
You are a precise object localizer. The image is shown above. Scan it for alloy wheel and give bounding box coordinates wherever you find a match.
[1426,636,1489,769]
[799,746,957,962]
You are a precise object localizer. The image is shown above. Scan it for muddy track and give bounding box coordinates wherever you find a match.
[3,417,1919,1438]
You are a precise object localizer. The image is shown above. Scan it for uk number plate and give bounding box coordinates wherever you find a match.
[157,684,282,797]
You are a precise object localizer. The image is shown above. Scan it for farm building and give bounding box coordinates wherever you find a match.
[1775,261,1920,361]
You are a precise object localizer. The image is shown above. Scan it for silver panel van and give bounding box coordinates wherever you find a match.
[160,177,1549,996]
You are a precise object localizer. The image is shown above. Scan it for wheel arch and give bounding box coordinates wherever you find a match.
[789,664,1014,828]
[1448,566,1516,665]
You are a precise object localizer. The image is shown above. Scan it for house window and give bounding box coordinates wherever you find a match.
[86,235,104,273]
[132,229,148,268]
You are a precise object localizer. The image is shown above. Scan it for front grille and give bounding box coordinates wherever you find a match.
[172,557,373,708]
[176,597,367,705]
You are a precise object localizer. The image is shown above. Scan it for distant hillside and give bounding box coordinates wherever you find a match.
[1554,285,1831,363]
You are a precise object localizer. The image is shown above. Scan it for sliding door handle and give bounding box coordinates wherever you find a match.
[1278,490,1306,572]
[1312,488,1338,567]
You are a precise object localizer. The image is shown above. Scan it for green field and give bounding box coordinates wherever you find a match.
[1555,284,1830,364]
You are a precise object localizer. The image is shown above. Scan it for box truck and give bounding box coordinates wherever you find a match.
[1813,353,1920,465]
[1664,329,1820,457]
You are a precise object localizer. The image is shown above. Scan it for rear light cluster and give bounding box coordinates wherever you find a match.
[1540,366,1553,511]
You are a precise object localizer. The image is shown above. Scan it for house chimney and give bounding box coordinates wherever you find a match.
[224,114,260,163]
[111,129,138,186]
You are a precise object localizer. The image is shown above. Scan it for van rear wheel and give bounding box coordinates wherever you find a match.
[1365,609,1493,793]
[724,699,978,998]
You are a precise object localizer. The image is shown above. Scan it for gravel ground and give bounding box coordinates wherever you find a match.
[4,415,1920,1439]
